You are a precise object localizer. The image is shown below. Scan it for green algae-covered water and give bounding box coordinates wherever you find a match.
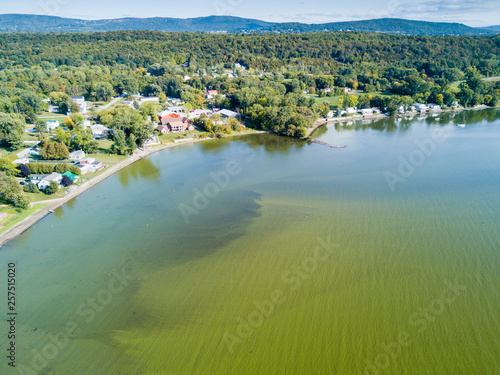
[1,109,499,374]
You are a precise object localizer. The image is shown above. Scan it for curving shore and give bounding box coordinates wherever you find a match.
[0,134,263,248]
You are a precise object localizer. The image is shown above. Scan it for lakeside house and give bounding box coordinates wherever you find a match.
[159,112,181,125]
[30,174,46,185]
[361,109,374,116]
[38,172,62,190]
[48,105,60,113]
[216,109,239,119]
[46,120,60,132]
[428,103,442,111]
[189,109,213,120]
[61,171,79,182]
[122,99,134,108]
[166,106,187,114]
[70,150,86,160]
[156,125,170,134]
[90,124,110,139]
[414,103,428,112]
[163,117,194,132]
[13,158,30,164]
[71,96,87,114]
[139,97,159,105]
[206,90,218,100]
[167,97,184,106]
[76,158,103,174]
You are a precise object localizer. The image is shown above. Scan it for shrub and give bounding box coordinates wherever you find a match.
[44,181,59,195]
[23,182,40,194]
[12,192,30,209]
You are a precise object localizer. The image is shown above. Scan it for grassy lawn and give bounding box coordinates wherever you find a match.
[0,204,48,235]
[159,130,206,142]
[38,113,68,121]
[307,91,396,108]
[27,190,66,203]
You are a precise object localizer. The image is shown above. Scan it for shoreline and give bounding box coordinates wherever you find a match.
[0,132,264,247]
[306,104,500,137]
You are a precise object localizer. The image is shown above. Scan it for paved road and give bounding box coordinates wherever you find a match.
[98,97,122,111]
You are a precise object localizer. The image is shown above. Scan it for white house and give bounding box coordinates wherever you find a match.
[327,111,335,118]
[346,107,357,114]
[80,157,96,165]
[76,164,91,175]
[46,120,60,132]
[189,109,213,120]
[69,150,85,160]
[139,97,159,105]
[48,105,60,113]
[414,103,428,112]
[166,106,187,114]
[216,109,239,119]
[167,97,184,106]
[71,96,87,114]
[184,75,191,81]
[38,172,62,190]
[90,124,110,139]
[428,103,442,111]
[361,109,374,116]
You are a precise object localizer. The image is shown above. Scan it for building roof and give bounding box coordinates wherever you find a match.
[61,171,78,180]
[43,172,62,182]
[90,124,109,132]
[216,109,239,118]
[70,150,85,157]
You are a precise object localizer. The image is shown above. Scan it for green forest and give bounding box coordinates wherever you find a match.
[0,30,499,210]
[0,30,499,144]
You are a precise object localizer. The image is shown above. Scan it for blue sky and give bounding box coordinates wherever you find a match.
[4,0,499,26]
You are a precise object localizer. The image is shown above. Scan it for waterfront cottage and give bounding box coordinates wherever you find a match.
[80,157,96,165]
[156,125,170,134]
[414,103,428,112]
[76,163,91,175]
[216,109,239,119]
[165,117,193,132]
[46,120,60,132]
[90,124,110,139]
[61,171,79,182]
[38,172,62,190]
[70,150,85,160]
[30,174,47,185]
[71,96,87,114]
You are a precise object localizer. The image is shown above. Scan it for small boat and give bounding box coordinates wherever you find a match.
[456,112,466,127]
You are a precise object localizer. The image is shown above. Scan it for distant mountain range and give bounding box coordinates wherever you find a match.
[0,14,498,36]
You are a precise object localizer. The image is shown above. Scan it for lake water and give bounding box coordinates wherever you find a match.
[1,109,499,374]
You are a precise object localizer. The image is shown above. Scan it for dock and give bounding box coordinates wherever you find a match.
[310,140,346,148]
